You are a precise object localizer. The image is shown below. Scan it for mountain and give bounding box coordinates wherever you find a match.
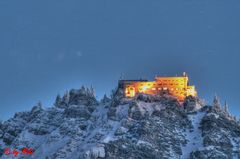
[0,86,240,159]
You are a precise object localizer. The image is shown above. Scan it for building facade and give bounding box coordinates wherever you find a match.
[119,73,197,101]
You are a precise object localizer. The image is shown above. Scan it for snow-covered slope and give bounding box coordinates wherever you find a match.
[181,111,205,159]
[0,87,239,159]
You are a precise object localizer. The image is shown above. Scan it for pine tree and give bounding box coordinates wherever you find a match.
[213,95,221,109]
[62,91,70,105]
[54,94,62,107]
[223,100,230,116]
[90,85,95,97]
[79,86,87,97]
[86,87,91,97]
[101,94,110,103]
[37,101,42,107]
[110,88,118,99]
[233,116,237,122]
[80,86,86,93]
[31,101,43,113]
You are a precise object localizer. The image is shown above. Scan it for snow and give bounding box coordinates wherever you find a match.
[59,103,123,158]
[84,145,105,158]
[181,111,205,159]
[33,136,70,159]
[231,137,240,159]
[102,121,120,143]
[198,145,214,151]
[1,92,239,159]
[0,139,5,146]
[137,140,153,147]
[129,101,165,118]
[137,102,155,116]
[115,104,129,120]
[207,112,219,119]
[19,130,46,143]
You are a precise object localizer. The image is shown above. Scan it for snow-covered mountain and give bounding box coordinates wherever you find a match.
[0,86,240,159]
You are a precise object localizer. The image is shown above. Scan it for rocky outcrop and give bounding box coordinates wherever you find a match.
[0,87,239,159]
[190,106,240,159]
[183,96,203,112]
[64,105,91,119]
[55,86,98,109]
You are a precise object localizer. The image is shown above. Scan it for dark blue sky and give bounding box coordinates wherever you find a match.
[0,0,240,120]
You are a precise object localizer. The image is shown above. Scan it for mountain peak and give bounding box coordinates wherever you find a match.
[0,86,239,159]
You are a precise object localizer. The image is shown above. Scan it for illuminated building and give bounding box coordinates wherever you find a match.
[118,72,197,101]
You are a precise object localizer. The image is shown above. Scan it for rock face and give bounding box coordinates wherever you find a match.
[190,106,240,159]
[0,87,239,159]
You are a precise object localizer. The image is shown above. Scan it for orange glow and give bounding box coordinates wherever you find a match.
[139,83,152,93]
[122,73,197,101]
[125,86,136,97]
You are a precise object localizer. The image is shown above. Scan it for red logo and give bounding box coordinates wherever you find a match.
[4,148,11,155]
[12,149,19,157]
[4,148,34,157]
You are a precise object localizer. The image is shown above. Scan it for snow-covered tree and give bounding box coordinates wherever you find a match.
[37,101,43,107]
[80,86,86,94]
[233,116,237,122]
[62,91,70,105]
[85,86,95,98]
[90,85,95,97]
[101,94,110,103]
[110,87,119,99]
[223,100,230,116]
[54,94,62,107]
[213,95,221,109]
